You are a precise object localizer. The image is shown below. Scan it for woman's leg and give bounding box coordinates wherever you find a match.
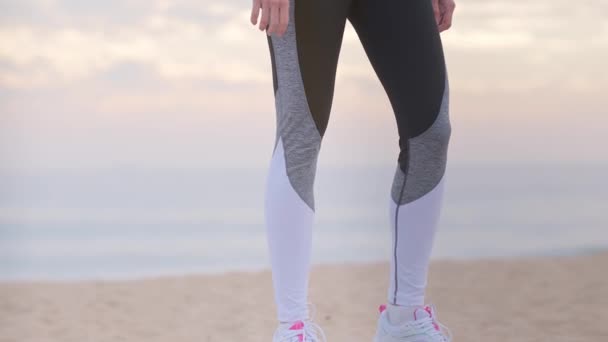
[347,0,451,319]
[265,0,351,324]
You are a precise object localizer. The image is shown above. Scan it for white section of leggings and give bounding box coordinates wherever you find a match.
[387,175,446,306]
[264,137,313,322]
[264,136,447,321]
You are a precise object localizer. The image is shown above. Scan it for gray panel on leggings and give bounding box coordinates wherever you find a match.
[391,79,451,205]
[269,0,321,211]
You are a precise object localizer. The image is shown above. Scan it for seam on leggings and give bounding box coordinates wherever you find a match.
[393,140,410,305]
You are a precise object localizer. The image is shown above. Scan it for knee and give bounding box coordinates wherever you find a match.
[392,93,451,205]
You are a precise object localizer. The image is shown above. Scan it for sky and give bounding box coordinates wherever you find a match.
[0,1,607,279]
[1,0,607,169]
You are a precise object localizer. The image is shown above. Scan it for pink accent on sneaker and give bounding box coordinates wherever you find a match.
[424,306,441,331]
[432,322,440,331]
[424,306,433,317]
[289,321,304,341]
[378,304,387,313]
[419,306,440,331]
[289,321,304,330]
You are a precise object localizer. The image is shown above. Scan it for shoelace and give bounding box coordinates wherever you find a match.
[409,315,452,342]
[276,302,327,342]
[304,301,327,341]
[276,319,327,342]
[303,320,327,341]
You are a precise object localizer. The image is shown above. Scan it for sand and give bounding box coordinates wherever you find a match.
[1,252,607,342]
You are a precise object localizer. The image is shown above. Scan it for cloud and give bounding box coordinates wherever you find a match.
[0,14,268,87]
[1,0,607,170]
[0,0,606,95]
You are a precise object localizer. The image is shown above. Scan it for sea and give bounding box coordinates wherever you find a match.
[1,163,606,281]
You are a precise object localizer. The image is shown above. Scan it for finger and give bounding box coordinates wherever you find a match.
[259,0,270,31]
[431,0,441,26]
[278,1,289,36]
[438,13,452,32]
[250,0,261,25]
[438,2,455,32]
[267,4,280,35]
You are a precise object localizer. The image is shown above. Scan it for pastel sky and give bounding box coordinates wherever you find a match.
[1,0,607,169]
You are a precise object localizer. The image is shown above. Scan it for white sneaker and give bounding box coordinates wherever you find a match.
[272,303,327,342]
[272,319,327,342]
[373,303,452,342]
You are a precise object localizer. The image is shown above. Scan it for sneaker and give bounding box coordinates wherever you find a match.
[272,319,327,342]
[272,303,327,342]
[373,303,452,342]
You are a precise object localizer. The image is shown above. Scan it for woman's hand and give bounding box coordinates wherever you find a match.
[431,0,456,32]
[250,0,289,37]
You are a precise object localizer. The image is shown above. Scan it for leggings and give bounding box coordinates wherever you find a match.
[264,0,451,322]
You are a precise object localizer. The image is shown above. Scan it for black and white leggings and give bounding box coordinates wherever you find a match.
[264,0,451,322]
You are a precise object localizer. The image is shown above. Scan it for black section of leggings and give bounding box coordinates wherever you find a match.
[294,0,350,137]
[277,0,447,173]
[347,0,446,173]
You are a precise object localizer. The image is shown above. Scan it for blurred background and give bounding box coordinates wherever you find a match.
[1,0,607,280]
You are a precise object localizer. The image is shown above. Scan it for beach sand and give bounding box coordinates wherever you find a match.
[1,252,607,342]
